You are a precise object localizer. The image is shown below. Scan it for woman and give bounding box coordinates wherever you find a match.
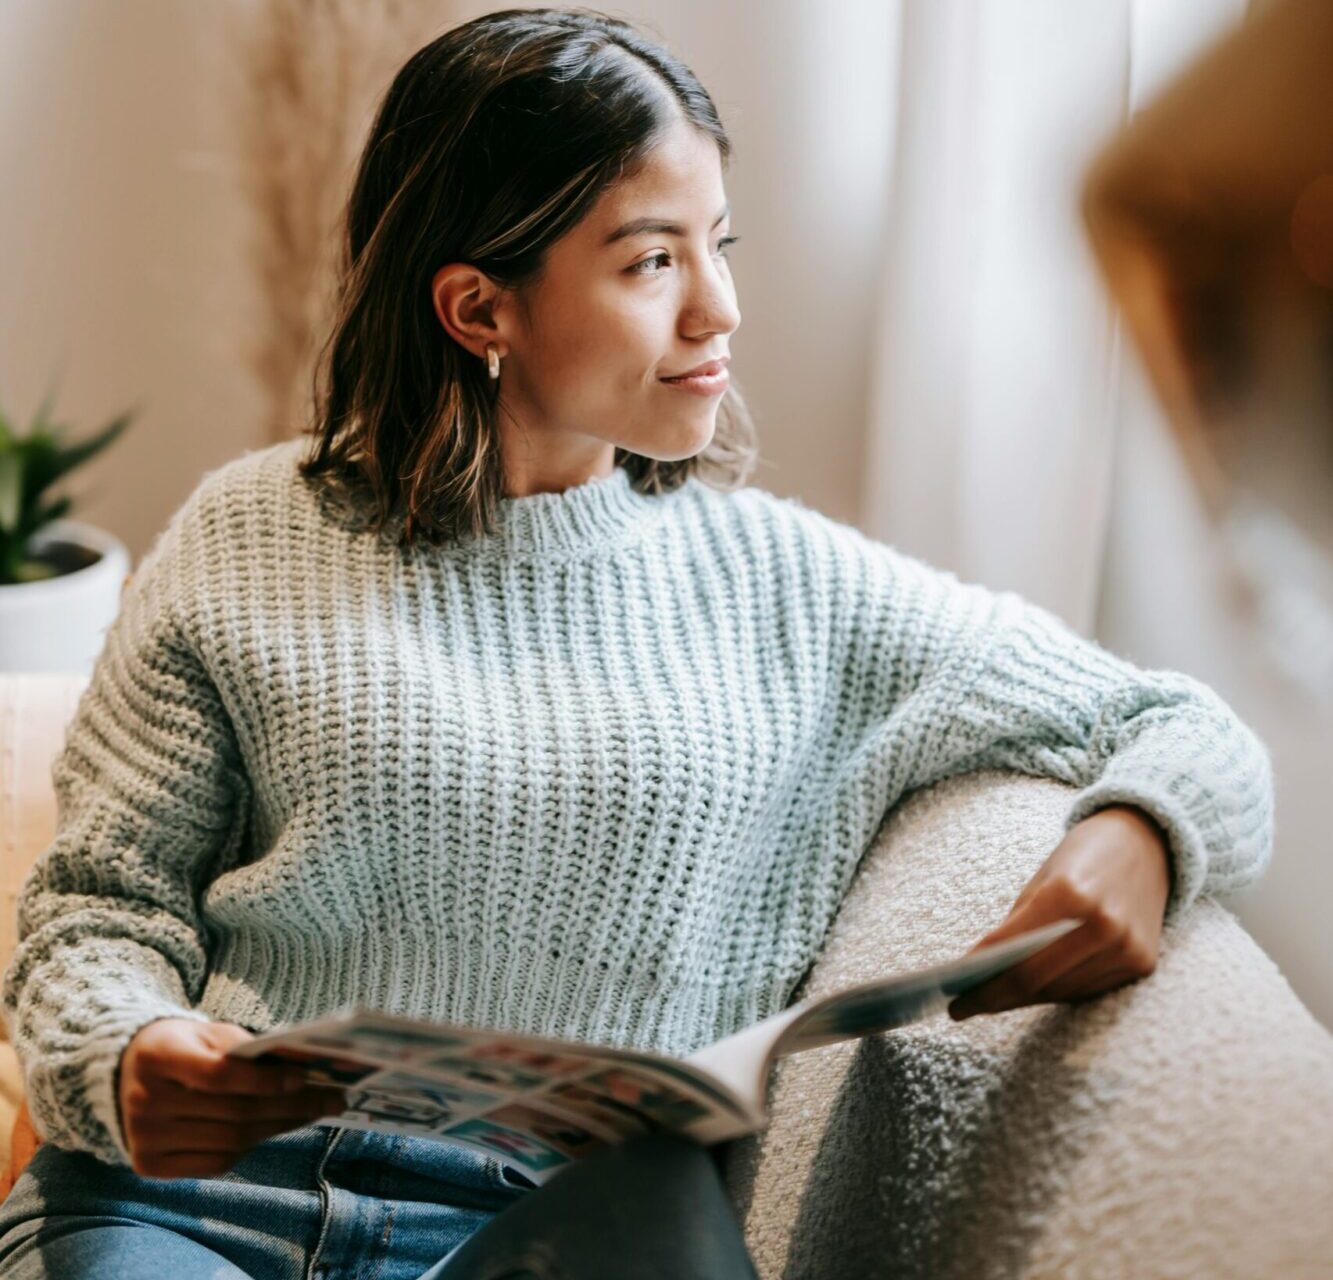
[0,7,1273,1278]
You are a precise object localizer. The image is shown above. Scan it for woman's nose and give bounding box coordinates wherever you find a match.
[685,270,741,338]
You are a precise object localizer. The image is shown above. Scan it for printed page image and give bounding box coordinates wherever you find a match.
[300,1019,474,1060]
[564,1066,715,1130]
[442,1114,580,1184]
[418,1038,604,1090]
[337,1071,509,1134]
[469,1102,612,1160]
[337,1091,459,1132]
[534,1079,655,1139]
[429,1064,746,1184]
[362,1069,506,1109]
[238,1012,760,1180]
[253,1044,389,1087]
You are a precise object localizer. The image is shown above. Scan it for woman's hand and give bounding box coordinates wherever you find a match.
[117,1018,349,1179]
[947,805,1172,1020]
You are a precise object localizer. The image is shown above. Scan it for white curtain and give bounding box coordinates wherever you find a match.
[858,0,1333,1033]
[862,0,1249,635]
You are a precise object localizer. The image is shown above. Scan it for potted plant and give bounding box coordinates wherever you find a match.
[0,378,137,674]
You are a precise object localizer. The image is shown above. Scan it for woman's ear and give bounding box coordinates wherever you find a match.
[431,262,505,361]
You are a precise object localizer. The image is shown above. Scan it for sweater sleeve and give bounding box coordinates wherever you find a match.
[1,509,250,1167]
[826,522,1275,928]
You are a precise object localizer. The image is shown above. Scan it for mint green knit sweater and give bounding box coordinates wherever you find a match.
[2,439,1274,1167]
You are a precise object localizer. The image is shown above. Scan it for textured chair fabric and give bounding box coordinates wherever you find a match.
[3,674,1331,1278]
[720,768,1333,1279]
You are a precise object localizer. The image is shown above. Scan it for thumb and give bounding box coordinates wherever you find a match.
[198,1022,317,1094]
[149,1019,302,1095]
[1012,857,1057,910]
[965,886,1049,955]
[197,1020,258,1052]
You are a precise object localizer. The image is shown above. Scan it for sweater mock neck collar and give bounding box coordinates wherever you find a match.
[302,443,680,560]
[460,465,666,558]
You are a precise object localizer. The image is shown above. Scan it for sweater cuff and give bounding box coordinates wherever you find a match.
[1063,784,1208,928]
[1059,677,1274,929]
[61,1004,213,1168]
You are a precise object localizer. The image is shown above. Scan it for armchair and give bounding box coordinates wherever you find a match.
[2,672,1330,1277]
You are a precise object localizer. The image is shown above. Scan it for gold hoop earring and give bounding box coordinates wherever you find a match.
[486,343,501,380]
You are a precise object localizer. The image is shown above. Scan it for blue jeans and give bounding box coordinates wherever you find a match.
[0,1122,759,1279]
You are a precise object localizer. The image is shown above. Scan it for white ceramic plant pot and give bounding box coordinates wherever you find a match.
[0,519,131,675]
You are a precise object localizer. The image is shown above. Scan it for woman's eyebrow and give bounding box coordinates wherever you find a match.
[602,201,730,245]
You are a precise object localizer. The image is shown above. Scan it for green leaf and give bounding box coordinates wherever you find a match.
[0,449,19,533]
[29,369,64,441]
[16,433,62,501]
[45,406,136,487]
[21,494,72,537]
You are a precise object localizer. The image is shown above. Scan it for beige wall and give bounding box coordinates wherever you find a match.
[0,0,887,559]
[0,0,266,562]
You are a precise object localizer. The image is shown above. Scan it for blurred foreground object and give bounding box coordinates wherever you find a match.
[1083,0,1333,705]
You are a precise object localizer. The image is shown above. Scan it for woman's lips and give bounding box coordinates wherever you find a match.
[659,368,730,396]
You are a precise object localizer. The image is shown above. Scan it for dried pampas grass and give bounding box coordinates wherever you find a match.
[223,0,467,443]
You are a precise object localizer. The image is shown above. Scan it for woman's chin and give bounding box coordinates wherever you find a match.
[663,413,719,459]
[620,402,719,462]
[652,434,715,463]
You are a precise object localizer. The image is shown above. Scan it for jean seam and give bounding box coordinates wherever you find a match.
[364,1200,398,1280]
[304,1126,347,1280]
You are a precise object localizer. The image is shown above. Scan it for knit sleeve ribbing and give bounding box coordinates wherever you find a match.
[827,522,1275,928]
[1,507,249,1167]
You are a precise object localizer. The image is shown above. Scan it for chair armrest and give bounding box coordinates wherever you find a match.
[0,672,93,1199]
[723,769,1333,1280]
[0,1042,23,1199]
[1,672,92,988]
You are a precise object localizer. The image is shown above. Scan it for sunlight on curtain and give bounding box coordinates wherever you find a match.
[861,0,1328,1030]
[862,0,1246,635]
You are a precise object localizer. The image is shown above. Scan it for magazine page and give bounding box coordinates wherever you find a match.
[228,1008,759,1186]
[684,918,1083,1113]
[773,918,1083,1056]
[682,1006,807,1122]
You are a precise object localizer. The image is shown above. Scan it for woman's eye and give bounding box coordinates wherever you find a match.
[629,235,740,276]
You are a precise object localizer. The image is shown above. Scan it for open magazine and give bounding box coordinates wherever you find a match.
[228,918,1080,1186]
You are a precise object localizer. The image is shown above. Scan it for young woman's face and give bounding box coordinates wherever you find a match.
[477,119,742,490]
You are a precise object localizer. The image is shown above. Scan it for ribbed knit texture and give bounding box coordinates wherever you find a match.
[1,439,1274,1167]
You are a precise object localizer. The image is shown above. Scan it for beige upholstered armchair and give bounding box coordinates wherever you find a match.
[2,671,1331,1277]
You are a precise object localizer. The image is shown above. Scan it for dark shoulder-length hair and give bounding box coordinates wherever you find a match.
[298,5,759,551]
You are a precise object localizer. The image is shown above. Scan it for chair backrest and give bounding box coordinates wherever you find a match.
[0,673,91,1037]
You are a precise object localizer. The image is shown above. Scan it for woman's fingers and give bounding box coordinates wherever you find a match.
[949,876,1133,1019]
[949,916,1111,1019]
[150,1080,347,1122]
[1032,954,1143,1003]
[132,1149,248,1180]
[134,1114,327,1159]
[126,1020,312,1099]
[950,950,1147,1021]
[125,1086,347,1179]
